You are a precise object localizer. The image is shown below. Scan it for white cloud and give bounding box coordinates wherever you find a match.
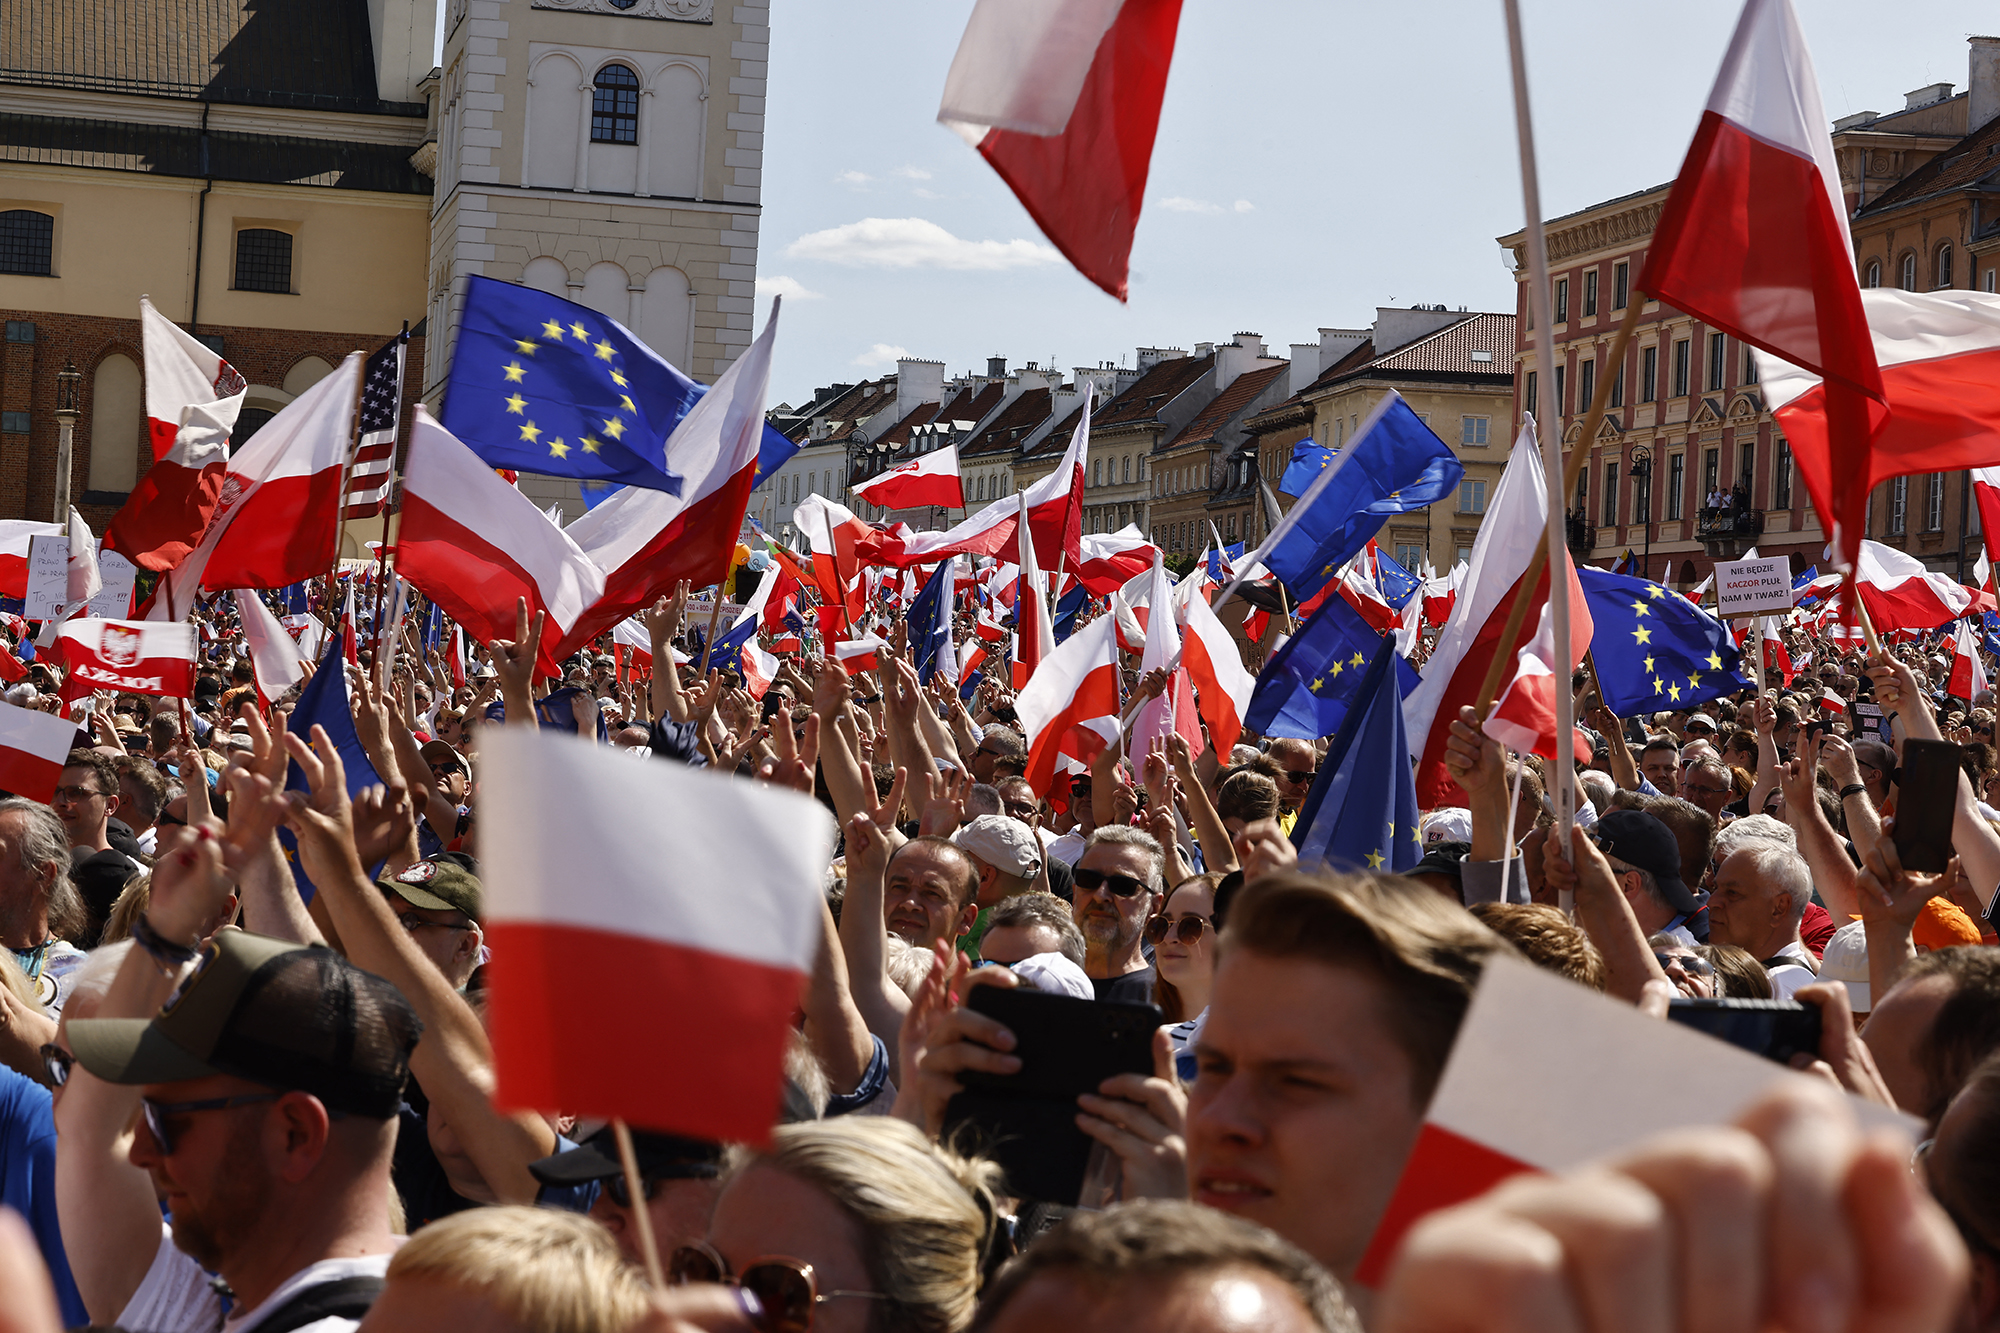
[1157,196,1223,214]
[755,274,823,302]
[786,218,1062,271]
[834,170,872,187]
[891,165,933,180]
[853,342,911,369]
[1233,199,1255,213]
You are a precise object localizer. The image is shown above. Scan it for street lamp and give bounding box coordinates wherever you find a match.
[53,360,81,522]
[1628,443,1653,582]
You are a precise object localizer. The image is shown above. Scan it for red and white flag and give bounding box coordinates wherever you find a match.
[832,636,890,673]
[794,495,873,642]
[1760,621,1796,687]
[938,0,1184,301]
[0,701,82,802]
[1353,955,1914,1288]
[1817,684,1845,714]
[1017,612,1122,793]
[556,300,780,660]
[740,641,780,699]
[0,521,62,599]
[397,408,606,676]
[1852,539,1971,631]
[234,590,308,707]
[612,619,654,677]
[1014,491,1057,684]
[1127,556,1196,760]
[57,619,195,701]
[1483,590,1594,766]
[64,507,101,613]
[1178,585,1255,756]
[866,382,1092,572]
[1951,619,1989,702]
[155,353,362,611]
[106,298,247,571]
[1975,467,2000,574]
[481,726,837,1145]
[850,444,965,511]
[1073,524,1158,594]
[1639,0,1882,568]
[1405,421,1581,807]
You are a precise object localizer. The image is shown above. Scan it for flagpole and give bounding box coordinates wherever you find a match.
[368,324,408,675]
[327,348,368,592]
[1501,0,1580,906]
[611,1119,666,1290]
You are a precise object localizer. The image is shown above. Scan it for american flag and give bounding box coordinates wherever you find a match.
[344,331,408,520]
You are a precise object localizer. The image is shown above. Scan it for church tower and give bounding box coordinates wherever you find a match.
[425,0,766,505]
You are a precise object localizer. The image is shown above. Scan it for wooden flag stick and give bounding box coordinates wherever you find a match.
[612,1119,666,1290]
[696,583,725,675]
[1471,292,1649,718]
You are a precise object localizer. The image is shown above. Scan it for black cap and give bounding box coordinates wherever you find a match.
[68,932,422,1118]
[1410,841,1470,889]
[1591,810,1698,915]
[529,1122,723,1188]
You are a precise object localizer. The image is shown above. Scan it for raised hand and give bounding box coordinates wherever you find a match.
[491,597,545,719]
[753,701,818,794]
[917,764,963,836]
[866,765,910,834]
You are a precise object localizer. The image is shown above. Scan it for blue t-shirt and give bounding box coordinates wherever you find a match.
[0,1066,86,1326]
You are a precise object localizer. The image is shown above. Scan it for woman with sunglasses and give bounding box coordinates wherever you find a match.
[682,1116,1003,1333]
[1150,873,1221,1057]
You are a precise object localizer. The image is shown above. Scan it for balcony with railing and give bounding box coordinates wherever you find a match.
[1696,501,1763,558]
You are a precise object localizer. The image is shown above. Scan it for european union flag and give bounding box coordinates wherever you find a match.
[279,631,383,903]
[908,562,953,682]
[281,581,309,616]
[1580,567,1753,718]
[1207,542,1245,581]
[1244,587,1419,740]
[709,607,757,664]
[1373,547,1421,610]
[1290,639,1422,875]
[1279,437,1337,497]
[1264,396,1464,606]
[1053,584,1089,644]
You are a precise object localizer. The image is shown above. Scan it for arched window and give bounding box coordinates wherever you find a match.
[1122,455,1131,483]
[1865,261,1881,289]
[87,353,142,493]
[0,210,53,276]
[1936,243,1954,289]
[1901,252,1917,291]
[591,64,640,145]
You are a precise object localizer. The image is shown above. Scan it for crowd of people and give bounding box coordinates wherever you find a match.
[0,572,1991,1333]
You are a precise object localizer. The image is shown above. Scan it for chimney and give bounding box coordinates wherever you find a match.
[1317,327,1368,370]
[893,357,945,426]
[1372,306,1466,357]
[1904,81,1954,111]
[1288,342,1321,396]
[1974,36,2000,134]
[986,355,1007,378]
[1135,346,1186,372]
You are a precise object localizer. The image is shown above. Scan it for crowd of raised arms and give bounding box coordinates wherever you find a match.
[0,572,1993,1333]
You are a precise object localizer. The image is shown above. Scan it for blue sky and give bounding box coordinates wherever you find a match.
[747,1,1995,403]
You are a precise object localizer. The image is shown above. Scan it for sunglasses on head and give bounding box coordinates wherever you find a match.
[670,1241,886,1333]
[1145,913,1210,945]
[1072,867,1151,898]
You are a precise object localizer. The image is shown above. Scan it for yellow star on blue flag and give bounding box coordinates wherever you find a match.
[1581,567,1753,718]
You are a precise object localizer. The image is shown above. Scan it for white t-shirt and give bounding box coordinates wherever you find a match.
[1046,830,1087,867]
[117,1226,396,1333]
[1765,939,1818,1002]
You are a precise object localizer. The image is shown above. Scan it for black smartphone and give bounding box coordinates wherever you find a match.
[1806,719,1834,742]
[1895,738,1961,873]
[943,986,1160,1204]
[1667,997,1822,1065]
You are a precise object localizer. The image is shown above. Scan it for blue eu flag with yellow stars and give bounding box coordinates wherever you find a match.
[1244,588,1419,740]
[442,276,686,495]
[1278,437,1336,497]
[1580,567,1753,718]
[1290,639,1422,875]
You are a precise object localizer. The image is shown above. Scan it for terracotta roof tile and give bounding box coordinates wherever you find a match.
[1026,403,1086,457]
[1860,113,2000,215]
[874,401,940,449]
[1162,363,1285,454]
[1096,354,1215,428]
[961,387,1056,458]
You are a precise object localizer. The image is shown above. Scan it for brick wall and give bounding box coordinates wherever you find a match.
[0,307,425,531]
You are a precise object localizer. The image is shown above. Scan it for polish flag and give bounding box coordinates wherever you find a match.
[396,408,606,676]
[64,507,101,613]
[1128,556,1196,760]
[833,636,891,673]
[1951,619,1989,702]
[0,641,26,685]
[1337,563,1400,635]
[1353,955,1915,1288]
[234,590,309,708]
[481,726,837,1145]
[0,521,62,599]
[282,613,328,663]
[959,641,989,688]
[865,382,1092,572]
[1179,586,1255,756]
[740,641,780,699]
[938,0,1184,301]
[612,620,653,680]
[1018,612,1122,792]
[1639,0,1881,568]
[450,626,468,688]
[1073,524,1159,594]
[1975,468,2000,572]
[794,495,873,641]
[1816,684,1845,713]
[1015,492,1057,678]
[106,298,247,571]
[555,300,780,660]
[1760,622,1796,687]
[57,619,195,701]
[0,702,83,802]
[1405,422,1579,807]
[1482,572,1594,766]
[850,443,965,511]
[1852,539,1971,631]
[339,583,360,668]
[156,353,362,611]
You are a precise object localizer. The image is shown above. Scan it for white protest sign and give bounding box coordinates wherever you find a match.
[89,551,137,620]
[23,535,66,619]
[1713,555,1792,619]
